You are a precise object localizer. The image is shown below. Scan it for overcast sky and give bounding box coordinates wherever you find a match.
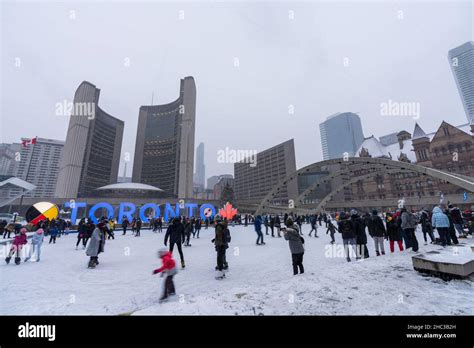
[1,0,472,182]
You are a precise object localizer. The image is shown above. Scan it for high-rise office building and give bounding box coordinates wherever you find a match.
[207,175,221,190]
[234,139,297,204]
[319,112,365,160]
[7,138,64,198]
[55,81,124,198]
[132,77,196,198]
[0,144,17,176]
[194,142,205,189]
[448,41,474,124]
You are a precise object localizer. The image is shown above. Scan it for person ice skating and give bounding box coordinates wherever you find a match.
[296,215,303,234]
[444,207,459,245]
[326,219,338,244]
[153,248,178,302]
[212,216,231,279]
[184,218,193,246]
[264,216,269,235]
[254,215,265,245]
[337,212,357,262]
[367,209,386,256]
[194,218,201,238]
[135,218,142,237]
[431,206,450,247]
[282,218,305,275]
[448,204,466,238]
[107,219,115,240]
[351,210,369,259]
[269,216,275,237]
[25,227,44,262]
[386,213,404,253]
[5,227,28,265]
[419,209,435,244]
[164,217,186,269]
[86,221,106,268]
[400,207,419,252]
[308,215,318,237]
[157,217,163,233]
[76,218,88,249]
[275,215,282,237]
[122,217,129,235]
[84,218,94,246]
[0,219,7,239]
[49,224,59,244]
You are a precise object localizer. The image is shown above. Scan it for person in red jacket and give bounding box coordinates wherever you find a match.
[152,249,178,302]
[5,227,28,265]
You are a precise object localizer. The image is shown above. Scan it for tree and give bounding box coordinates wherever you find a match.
[220,183,235,205]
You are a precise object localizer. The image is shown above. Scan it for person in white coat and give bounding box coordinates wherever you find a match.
[25,228,44,262]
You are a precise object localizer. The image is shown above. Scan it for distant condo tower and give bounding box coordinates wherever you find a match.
[448,41,474,124]
[194,142,205,189]
[55,81,124,198]
[132,76,196,198]
[319,112,365,160]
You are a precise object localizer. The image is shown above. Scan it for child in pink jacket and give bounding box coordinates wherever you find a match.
[5,228,28,265]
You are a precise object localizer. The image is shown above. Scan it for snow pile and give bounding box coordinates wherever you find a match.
[1,225,473,315]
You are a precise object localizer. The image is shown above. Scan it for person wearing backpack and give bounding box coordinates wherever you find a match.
[337,212,357,262]
[400,207,419,252]
[367,209,387,256]
[212,215,231,279]
[282,218,305,275]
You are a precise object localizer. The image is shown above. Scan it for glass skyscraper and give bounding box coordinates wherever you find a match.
[319,112,365,160]
[449,41,474,124]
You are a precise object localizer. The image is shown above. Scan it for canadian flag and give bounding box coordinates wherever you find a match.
[21,137,37,147]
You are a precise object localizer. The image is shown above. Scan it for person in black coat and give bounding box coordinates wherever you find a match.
[367,209,387,256]
[350,210,369,259]
[337,212,357,262]
[419,210,435,244]
[386,213,403,253]
[164,217,186,268]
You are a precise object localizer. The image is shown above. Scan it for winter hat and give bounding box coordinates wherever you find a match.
[339,212,347,220]
[36,228,44,234]
[157,248,168,258]
[285,218,294,227]
[372,209,378,215]
[20,227,27,234]
[350,209,358,216]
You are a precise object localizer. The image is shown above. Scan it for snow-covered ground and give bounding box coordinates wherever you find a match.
[1,224,473,315]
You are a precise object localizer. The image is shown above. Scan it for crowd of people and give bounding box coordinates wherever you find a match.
[2,202,473,301]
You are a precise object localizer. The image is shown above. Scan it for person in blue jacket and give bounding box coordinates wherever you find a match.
[431,206,450,247]
[254,215,265,245]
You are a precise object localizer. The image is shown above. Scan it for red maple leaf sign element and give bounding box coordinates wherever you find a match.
[219,202,238,220]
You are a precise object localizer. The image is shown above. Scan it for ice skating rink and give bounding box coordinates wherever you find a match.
[1,224,473,315]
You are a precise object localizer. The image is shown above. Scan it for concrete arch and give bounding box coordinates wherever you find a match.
[255,157,474,215]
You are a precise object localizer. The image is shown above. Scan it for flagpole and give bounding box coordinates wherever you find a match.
[16,137,37,220]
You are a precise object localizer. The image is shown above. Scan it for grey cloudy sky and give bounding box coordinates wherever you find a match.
[1,0,472,181]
